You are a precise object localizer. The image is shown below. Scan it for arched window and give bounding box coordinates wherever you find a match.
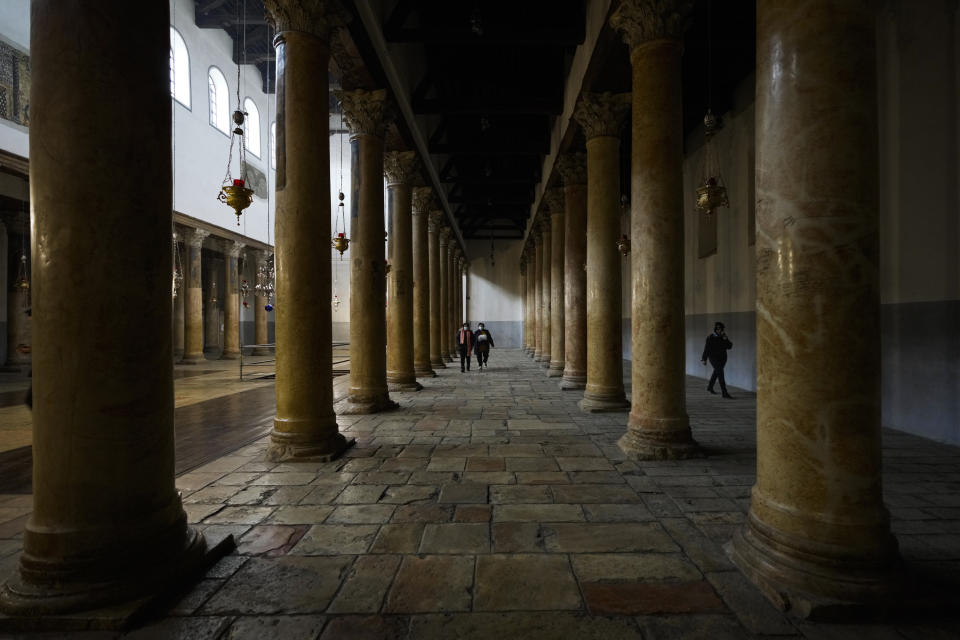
[207,67,230,134]
[243,97,261,157]
[270,121,276,169]
[169,27,191,108]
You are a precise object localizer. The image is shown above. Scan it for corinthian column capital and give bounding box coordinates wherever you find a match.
[537,215,551,235]
[556,152,587,186]
[264,0,350,39]
[610,0,693,50]
[187,228,210,250]
[334,88,391,138]
[412,186,434,213]
[384,151,419,185]
[543,187,565,217]
[228,241,246,258]
[573,92,631,140]
[439,227,451,246]
[428,210,444,232]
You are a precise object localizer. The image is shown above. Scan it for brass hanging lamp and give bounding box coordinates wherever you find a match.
[216,3,254,225]
[694,0,729,216]
[332,101,350,258]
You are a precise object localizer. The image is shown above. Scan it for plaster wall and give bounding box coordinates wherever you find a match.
[466,239,523,348]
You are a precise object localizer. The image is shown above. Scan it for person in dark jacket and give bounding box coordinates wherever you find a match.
[701,321,733,398]
[456,321,474,372]
[473,322,495,369]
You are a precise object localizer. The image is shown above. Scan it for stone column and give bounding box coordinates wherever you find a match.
[384,150,422,392]
[557,153,588,389]
[546,189,565,377]
[532,232,543,360]
[520,254,528,353]
[265,0,353,461]
[428,211,446,368]
[204,255,222,358]
[538,217,551,368]
[523,240,535,356]
[574,92,631,412]
[611,0,698,457]
[412,187,436,377]
[438,228,452,362]
[0,0,208,614]
[730,0,897,612]
[335,88,396,414]
[223,241,244,359]
[252,250,270,355]
[183,228,209,364]
[448,244,458,356]
[173,233,185,363]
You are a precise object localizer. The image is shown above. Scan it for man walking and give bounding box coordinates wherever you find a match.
[456,321,474,372]
[473,322,495,370]
[701,321,733,398]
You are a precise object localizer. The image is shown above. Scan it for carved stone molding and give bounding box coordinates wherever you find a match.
[412,186,434,213]
[556,152,587,186]
[610,0,693,51]
[264,0,350,40]
[536,215,551,235]
[428,210,444,232]
[187,228,210,249]
[334,88,391,139]
[384,151,419,185]
[439,227,451,245]
[573,92,631,140]
[543,188,565,216]
[228,241,246,258]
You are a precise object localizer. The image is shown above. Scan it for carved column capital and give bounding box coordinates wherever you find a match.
[537,216,551,235]
[439,227,451,246]
[334,88,391,139]
[610,0,693,51]
[412,186,434,213]
[384,151,419,185]
[264,0,350,40]
[428,210,444,232]
[543,187,565,217]
[573,92,631,140]
[556,152,587,186]
[228,241,246,258]
[187,228,210,250]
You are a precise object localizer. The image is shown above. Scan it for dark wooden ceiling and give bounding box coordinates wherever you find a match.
[193,0,275,94]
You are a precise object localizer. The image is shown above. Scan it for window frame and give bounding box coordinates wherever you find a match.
[243,97,261,159]
[169,26,191,110]
[207,65,230,136]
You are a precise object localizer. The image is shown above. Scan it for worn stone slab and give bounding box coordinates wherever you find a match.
[550,484,642,504]
[223,615,327,640]
[384,555,475,613]
[427,457,467,472]
[297,486,345,505]
[438,483,488,504]
[705,570,798,635]
[494,504,585,523]
[408,612,644,639]
[203,506,275,525]
[541,523,678,553]
[555,457,615,472]
[335,485,387,504]
[636,614,748,640]
[570,553,702,582]
[327,505,396,524]
[420,523,490,554]
[582,503,655,522]
[474,554,581,611]
[391,504,454,523]
[582,580,726,615]
[328,555,402,613]
[266,505,335,525]
[289,524,380,555]
[379,485,438,504]
[319,614,411,640]
[454,505,492,523]
[370,523,425,554]
[514,472,569,485]
[505,457,560,472]
[236,525,309,556]
[490,485,552,504]
[126,616,233,639]
[491,522,542,552]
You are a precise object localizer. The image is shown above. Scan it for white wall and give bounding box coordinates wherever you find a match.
[0,1,29,159]
[466,238,523,347]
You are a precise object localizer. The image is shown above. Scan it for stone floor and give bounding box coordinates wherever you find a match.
[1,349,959,639]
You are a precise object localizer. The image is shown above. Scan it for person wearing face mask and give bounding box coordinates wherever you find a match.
[473,322,495,370]
[456,321,474,372]
[701,321,733,398]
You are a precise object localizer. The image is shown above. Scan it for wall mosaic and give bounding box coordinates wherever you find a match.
[0,40,29,127]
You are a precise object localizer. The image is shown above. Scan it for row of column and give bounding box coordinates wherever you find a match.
[521,0,897,615]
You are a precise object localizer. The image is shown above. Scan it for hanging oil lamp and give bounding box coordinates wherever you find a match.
[14,254,29,292]
[217,107,255,225]
[617,195,630,255]
[241,279,250,309]
[255,255,275,312]
[694,2,729,216]
[332,191,349,257]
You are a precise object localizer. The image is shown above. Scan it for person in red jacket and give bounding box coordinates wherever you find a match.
[456,321,473,372]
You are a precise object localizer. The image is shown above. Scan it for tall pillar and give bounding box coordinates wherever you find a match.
[204,255,222,358]
[173,233,185,362]
[557,153,587,390]
[428,211,446,368]
[574,92,631,412]
[438,228,452,362]
[266,0,353,461]
[335,88,396,414]
[730,0,897,612]
[532,232,543,360]
[223,241,244,359]
[520,254,528,353]
[538,217,552,368]
[252,250,270,355]
[183,228,209,364]
[546,189,565,377]
[0,0,208,614]
[448,244,459,355]
[611,1,698,458]
[412,187,436,377]
[385,150,422,392]
[523,240,535,356]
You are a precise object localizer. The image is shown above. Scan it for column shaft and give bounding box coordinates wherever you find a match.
[183,229,207,364]
[203,256,220,357]
[533,236,543,360]
[253,252,269,355]
[548,206,565,377]
[173,239,185,363]
[730,0,897,611]
[412,189,436,377]
[439,233,451,362]
[0,0,206,613]
[223,244,243,359]
[428,214,446,368]
[559,155,587,389]
[538,225,551,367]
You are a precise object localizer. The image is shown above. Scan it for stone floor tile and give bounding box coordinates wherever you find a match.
[391,504,455,523]
[205,554,249,579]
[176,472,226,493]
[505,457,560,472]
[582,503,655,522]
[185,503,224,523]
[343,458,382,472]
[488,444,544,457]
[635,614,749,640]
[236,524,310,556]
[474,554,581,611]
[427,457,467,472]
[570,553,702,582]
[384,555,475,613]
[493,504,585,522]
[319,614,411,640]
[328,555,402,613]
[311,472,357,485]
[126,616,233,640]
[461,471,516,485]
[420,523,491,554]
[550,484,641,504]
[223,615,327,640]
[226,486,275,505]
[454,505,492,523]
[542,443,604,457]
[490,484,552,504]
[262,485,314,505]
[408,471,458,485]
[491,522,542,553]
[168,578,224,615]
[582,580,726,615]
[184,485,244,504]
[555,457,615,472]
[659,517,734,572]
[438,482,488,504]
[327,504,397,524]
[705,570,798,635]
[568,471,626,484]
[796,622,913,640]
[202,556,352,614]
[289,524,380,555]
[266,505,335,525]
[514,471,569,485]
[299,487,347,505]
[379,485,438,504]
[370,523,425,554]
[336,485,387,504]
[541,523,678,553]
[250,472,317,486]
[203,506,275,525]
[465,456,506,472]
[379,457,428,472]
[354,471,411,485]
[408,612,644,639]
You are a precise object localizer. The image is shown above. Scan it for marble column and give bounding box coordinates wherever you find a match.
[223,241,244,359]
[546,188,565,377]
[265,0,353,461]
[204,256,221,357]
[532,232,543,360]
[448,244,459,355]
[538,217,552,368]
[523,240,535,356]
[173,233,185,362]
[557,153,588,390]
[335,88,396,414]
[385,150,422,392]
[183,228,209,364]
[428,211,446,368]
[412,187,436,377]
[729,0,898,612]
[0,0,208,614]
[520,254,528,353]
[252,250,270,355]
[611,1,698,458]
[438,228,452,362]
[574,92,631,412]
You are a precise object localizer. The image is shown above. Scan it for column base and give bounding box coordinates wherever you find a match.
[0,525,227,622]
[335,394,399,415]
[180,354,204,365]
[267,427,355,463]
[727,511,903,621]
[414,365,437,378]
[251,347,272,356]
[388,380,423,392]
[442,353,454,363]
[578,392,630,413]
[430,357,447,369]
[547,361,564,377]
[540,359,551,369]
[618,425,701,460]
[559,372,586,390]
[222,350,241,360]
